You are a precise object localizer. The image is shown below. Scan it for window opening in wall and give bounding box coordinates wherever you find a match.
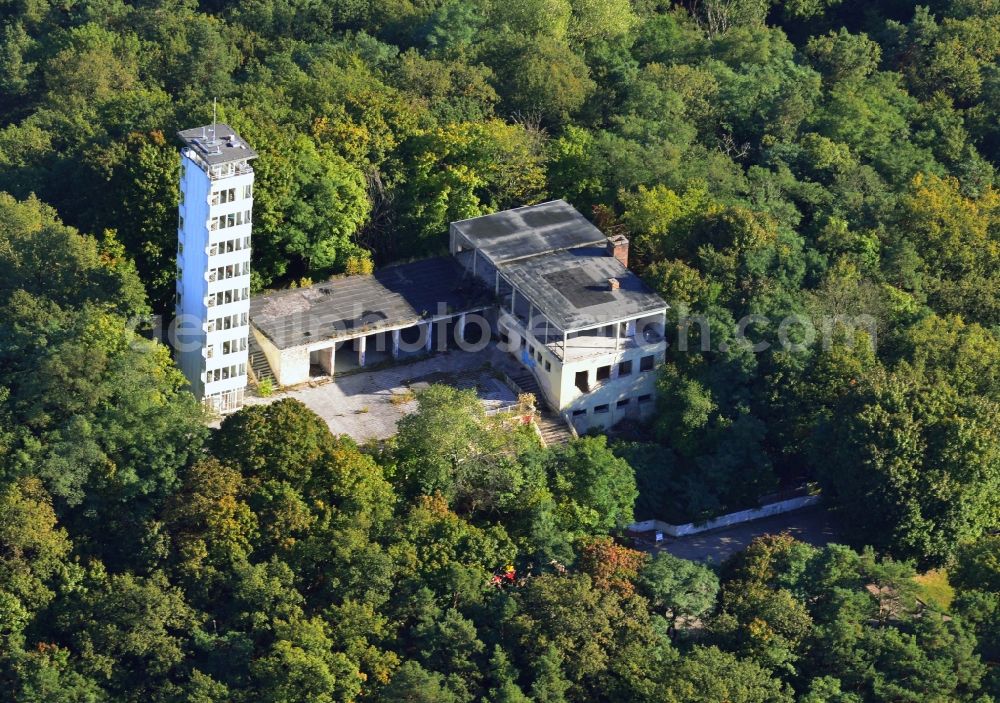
[640,355,655,371]
[594,404,609,414]
[575,370,589,393]
[638,394,652,404]
[596,365,611,382]
[618,360,632,376]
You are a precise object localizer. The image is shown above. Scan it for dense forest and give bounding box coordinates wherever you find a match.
[2,0,1000,700]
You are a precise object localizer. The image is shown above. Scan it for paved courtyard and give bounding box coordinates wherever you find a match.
[244,345,521,443]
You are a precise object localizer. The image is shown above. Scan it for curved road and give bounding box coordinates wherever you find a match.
[657,506,842,563]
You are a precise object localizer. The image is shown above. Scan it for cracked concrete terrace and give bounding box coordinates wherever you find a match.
[240,344,522,443]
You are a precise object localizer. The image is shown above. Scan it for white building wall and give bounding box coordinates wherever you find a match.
[499,312,665,433]
[276,347,311,387]
[176,150,254,413]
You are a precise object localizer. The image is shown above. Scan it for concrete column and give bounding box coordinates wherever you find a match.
[358,335,366,368]
[318,345,335,376]
[457,313,466,343]
[392,329,401,359]
[424,322,433,353]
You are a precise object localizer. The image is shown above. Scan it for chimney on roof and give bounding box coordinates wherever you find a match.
[607,234,629,268]
[608,277,620,291]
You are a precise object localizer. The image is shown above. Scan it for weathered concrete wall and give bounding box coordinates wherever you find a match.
[251,326,282,383]
[278,346,310,386]
[252,327,309,387]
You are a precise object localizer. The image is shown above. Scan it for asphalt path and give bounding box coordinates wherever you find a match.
[657,506,842,564]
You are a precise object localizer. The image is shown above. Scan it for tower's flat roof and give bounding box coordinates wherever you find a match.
[451,200,608,265]
[249,257,491,350]
[499,247,666,331]
[178,123,257,165]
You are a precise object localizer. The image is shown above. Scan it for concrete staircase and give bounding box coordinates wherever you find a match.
[535,412,575,446]
[506,370,575,446]
[248,335,276,385]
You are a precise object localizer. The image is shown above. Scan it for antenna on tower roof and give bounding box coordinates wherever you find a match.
[210,98,217,142]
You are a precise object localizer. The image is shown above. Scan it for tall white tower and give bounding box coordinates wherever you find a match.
[175,123,256,413]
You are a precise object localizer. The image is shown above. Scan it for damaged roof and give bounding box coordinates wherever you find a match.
[498,246,666,332]
[249,256,491,350]
[451,200,608,265]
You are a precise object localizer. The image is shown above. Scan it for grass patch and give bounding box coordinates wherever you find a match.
[914,569,955,611]
[390,390,416,406]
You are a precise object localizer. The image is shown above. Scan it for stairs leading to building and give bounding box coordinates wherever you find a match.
[508,370,544,406]
[506,370,575,447]
[248,335,276,385]
[535,412,575,446]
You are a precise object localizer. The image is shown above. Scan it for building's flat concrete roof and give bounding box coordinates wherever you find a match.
[452,200,608,265]
[250,257,490,350]
[499,246,666,331]
[178,123,257,165]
